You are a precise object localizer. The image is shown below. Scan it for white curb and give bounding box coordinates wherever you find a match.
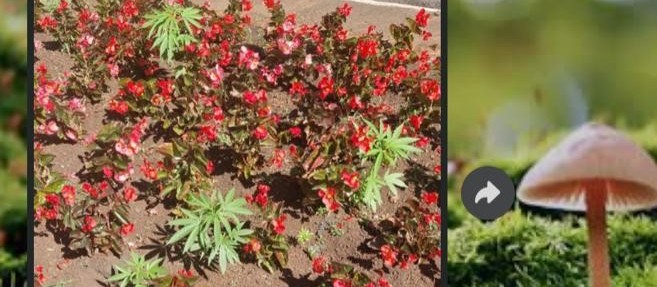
[346,0,440,12]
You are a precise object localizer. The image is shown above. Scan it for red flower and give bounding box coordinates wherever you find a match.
[378,278,392,287]
[126,81,144,97]
[350,125,372,153]
[312,256,326,274]
[433,164,441,175]
[177,268,195,279]
[243,90,258,105]
[272,214,287,235]
[416,136,430,148]
[109,100,129,115]
[37,15,58,30]
[46,194,60,207]
[241,0,253,11]
[141,161,158,181]
[341,170,360,190]
[348,96,364,110]
[416,9,430,27]
[120,223,135,236]
[289,81,307,96]
[81,182,99,199]
[213,106,225,122]
[35,265,46,284]
[420,79,440,101]
[409,114,424,130]
[61,185,76,206]
[263,0,279,9]
[318,187,340,212]
[423,212,441,226]
[81,215,97,233]
[399,253,418,269]
[392,66,408,85]
[243,238,262,254]
[199,125,218,143]
[357,39,378,58]
[248,183,270,207]
[380,244,398,267]
[205,161,215,174]
[271,149,285,168]
[252,125,269,140]
[123,186,137,202]
[333,279,352,287]
[318,76,334,100]
[338,3,352,17]
[421,191,439,205]
[289,126,302,138]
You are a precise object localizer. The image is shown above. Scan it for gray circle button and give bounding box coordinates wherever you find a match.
[461,166,516,221]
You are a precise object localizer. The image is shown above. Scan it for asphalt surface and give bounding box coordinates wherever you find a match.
[374,0,440,9]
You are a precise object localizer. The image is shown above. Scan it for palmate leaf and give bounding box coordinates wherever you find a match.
[143,4,201,61]
[107,253,166,287]
[166,188,252,273]
[383,171,407,196]
[358,118,419,210]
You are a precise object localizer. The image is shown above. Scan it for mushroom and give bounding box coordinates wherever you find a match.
[517,122,657,287]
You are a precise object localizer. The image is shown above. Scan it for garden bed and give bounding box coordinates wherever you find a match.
[33,1,441,286]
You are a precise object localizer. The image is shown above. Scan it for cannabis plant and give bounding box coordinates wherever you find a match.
[167,189,253,273]
[360,119,421,210]
[143,4,202,61]
[107,253,167,287]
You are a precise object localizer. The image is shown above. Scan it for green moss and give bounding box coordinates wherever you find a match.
[448,212,657,286]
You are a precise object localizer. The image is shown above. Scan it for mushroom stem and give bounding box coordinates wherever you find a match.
[585,185,611,287]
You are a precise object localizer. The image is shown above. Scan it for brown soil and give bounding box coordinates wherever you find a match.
[34,1,440,286]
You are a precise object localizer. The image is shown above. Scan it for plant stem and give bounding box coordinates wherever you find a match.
[585,184,611,287]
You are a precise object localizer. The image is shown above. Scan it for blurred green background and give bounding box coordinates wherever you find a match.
[448,0,657,159]
[447,1,657,286]
[0,0,27,284]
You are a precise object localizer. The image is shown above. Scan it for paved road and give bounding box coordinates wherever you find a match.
[374,0,439,9]
[204,0,440,50]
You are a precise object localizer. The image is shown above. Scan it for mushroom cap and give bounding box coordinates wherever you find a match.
[518,122,657,212]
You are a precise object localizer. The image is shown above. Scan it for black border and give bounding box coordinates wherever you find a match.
[27,0,35,284]
[439,0,447,286]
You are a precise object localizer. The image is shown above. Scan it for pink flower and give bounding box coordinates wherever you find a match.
[318,187,340,212]
[207,64,225,87]
[45,120,59,135]
[252,125,269,140]
[243,238,262,254]
[238,46,260,70]
[61,185,76,206]
[277,37,300,55]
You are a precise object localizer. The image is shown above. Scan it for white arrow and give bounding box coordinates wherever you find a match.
[475,181,501,204]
